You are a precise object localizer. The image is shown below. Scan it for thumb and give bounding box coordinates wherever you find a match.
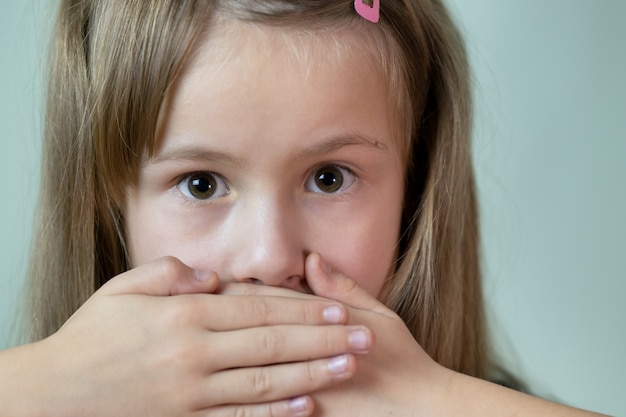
[305,253,393,317]
[99,256,220,297]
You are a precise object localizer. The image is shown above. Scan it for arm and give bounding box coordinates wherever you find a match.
[227,253,608,417]
[439,371,607,417]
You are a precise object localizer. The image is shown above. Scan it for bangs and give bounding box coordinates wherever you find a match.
[89,0,425,205]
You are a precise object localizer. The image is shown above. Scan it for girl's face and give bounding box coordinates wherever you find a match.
[125,21,405,297]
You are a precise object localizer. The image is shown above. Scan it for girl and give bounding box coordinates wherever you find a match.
[0,0,607,416]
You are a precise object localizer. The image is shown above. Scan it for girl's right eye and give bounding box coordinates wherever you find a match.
[176,172,229,201]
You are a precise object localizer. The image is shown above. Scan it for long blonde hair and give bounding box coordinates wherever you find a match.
[27,0,488,379]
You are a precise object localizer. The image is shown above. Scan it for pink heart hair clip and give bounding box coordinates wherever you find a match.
[354,0,380,23]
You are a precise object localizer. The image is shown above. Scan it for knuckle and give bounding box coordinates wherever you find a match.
[233,405,251,417]
[163,297,193,326]
[323,328,336,353]
[306,360,318,384]
[301,301,319,324]
[242,286,260,296]
[260,329,284,359]
[151,337,196,371]
[268,402,281,417]
[250,367,273,397]
[235,284,262,297]
[250,298,272,324]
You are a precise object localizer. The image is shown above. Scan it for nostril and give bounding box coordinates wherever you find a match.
[301,280,313,295]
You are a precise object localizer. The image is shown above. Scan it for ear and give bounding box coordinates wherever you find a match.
[305,253,393,317]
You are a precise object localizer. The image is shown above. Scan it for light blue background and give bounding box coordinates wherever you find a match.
[1,2,624,415]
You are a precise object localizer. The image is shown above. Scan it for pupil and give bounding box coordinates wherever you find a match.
[190,174,216,199]
[316,166,343,193]
[319,172,336,186]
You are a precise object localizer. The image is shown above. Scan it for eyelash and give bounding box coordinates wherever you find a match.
[174,163,359,203]
[175,171,230,202]
[304,164,358,195]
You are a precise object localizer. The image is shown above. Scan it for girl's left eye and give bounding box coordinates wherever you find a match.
[305,164,357,194]
[176,171,229,200]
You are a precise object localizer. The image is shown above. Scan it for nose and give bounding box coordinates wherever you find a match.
[223,193,308,292]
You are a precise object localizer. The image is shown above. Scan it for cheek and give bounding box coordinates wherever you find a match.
[126,186,236,273]
[314,201,403,298]
[125,206,169,267]
[125,192,194,267]
[125,169,405,295]
[342,225,400,297]
[125,204,220,269]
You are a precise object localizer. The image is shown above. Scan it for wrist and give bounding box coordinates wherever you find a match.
[2,336,84,417]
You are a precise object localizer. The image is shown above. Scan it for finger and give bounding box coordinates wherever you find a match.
[206,396,314,417]
[210,324,373,370]
[177,293,348,331]
[217,281,318,299]
[201,355,357,407]
[305,253,394,317]
[99,256,219,297]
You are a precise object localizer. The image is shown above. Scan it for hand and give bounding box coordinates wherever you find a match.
[220,253,446,417]
[297,255,608,417]
[220,255,610,417]
[303,253,446,416]
[26,257,374,417]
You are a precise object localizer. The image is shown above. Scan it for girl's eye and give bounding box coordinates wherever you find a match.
[176,172,229,200]
[305,165,356,194]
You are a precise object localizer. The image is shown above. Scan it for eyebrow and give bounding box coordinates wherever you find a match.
[145,133,389,165]
[297,133,390,158]
[145,147,242,166]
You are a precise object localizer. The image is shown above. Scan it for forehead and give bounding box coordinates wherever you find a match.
[180,18,385,89]
[157,16,408,151]
[155,17,396,156]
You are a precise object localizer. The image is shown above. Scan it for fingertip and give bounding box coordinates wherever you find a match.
[193,269,221,294]
[193,269,211,282]
[103,257,221,297]
[305,252,327,274]
[288,395,315,416]
[327,353,358,381]
[305,253,332,292]
[153,257,219,293]
[322,304,348,324]
[306,254,387,313]
[194,269,219,285]
[348,326,375,354]
[317,253,332,275]
[307,253,349,301]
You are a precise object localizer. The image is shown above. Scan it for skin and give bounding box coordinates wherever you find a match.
[1,258,369,417]
[125,20,408,416]
[0,19,608,417]
[125,21,405,297]
[1,23,394,417]
[122,20,608,417]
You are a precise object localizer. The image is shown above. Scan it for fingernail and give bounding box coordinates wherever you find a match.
[194,270,211,282]
[349,328,370,351]
[323,305,344,323]
[328,354,349,375]
[289,396,310,414]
